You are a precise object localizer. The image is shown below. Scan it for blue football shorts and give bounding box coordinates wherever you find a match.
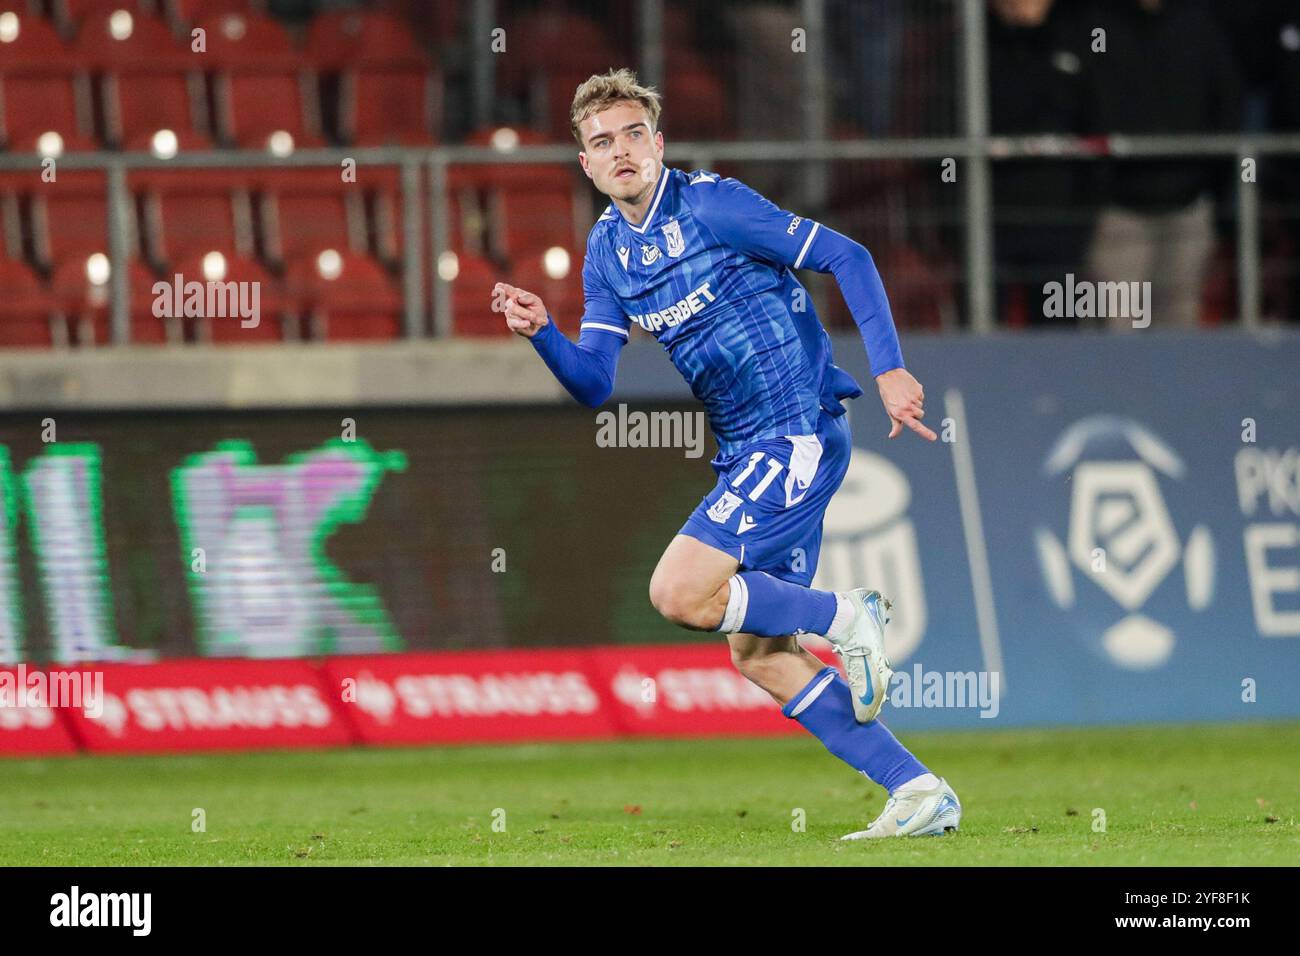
[679,408,852,587]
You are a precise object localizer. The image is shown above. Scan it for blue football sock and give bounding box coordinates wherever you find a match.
[782,665,928,794]
[717,570,837,637]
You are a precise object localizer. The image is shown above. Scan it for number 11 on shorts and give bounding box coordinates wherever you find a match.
[731,452,784,502]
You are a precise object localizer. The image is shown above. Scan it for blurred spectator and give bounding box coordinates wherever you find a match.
[1263,8,1300,324]
[987,0,1095,328]
[1082,0,1242,330]
[722,2,805,201]
[1214,1,1300,323]
[830,0,905,138]
[1212,0,1288,130]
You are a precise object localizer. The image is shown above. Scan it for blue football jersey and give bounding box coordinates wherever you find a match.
[579,166,867,465]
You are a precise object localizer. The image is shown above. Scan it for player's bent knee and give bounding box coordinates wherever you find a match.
[647,576,678,621]
[648,577,719,631]
[654,596,716,631]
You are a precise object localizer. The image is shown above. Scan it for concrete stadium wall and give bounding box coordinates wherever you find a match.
[0,341,569,410]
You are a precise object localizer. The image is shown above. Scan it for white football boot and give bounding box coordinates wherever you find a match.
[840,777,962,840]
[824,589,894,723]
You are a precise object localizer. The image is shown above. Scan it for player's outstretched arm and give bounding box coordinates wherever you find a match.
[491,281,623,408]
[694,178,934,441]
[805,233,935,441]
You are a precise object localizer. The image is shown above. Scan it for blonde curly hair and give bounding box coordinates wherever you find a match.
[570,68,662,146]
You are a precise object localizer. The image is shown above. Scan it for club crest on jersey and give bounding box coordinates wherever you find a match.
[641,243,661,266]
[617,246,630,271]
[662,219,685,257]
[707,491,743,524]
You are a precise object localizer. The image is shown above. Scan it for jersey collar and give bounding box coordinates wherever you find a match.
[618,165,672,235]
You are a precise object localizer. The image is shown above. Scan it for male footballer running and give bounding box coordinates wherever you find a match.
[492,69,961,839]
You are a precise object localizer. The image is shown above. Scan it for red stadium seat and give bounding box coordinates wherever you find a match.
[356,164,426,268]
[128,267,181,344]
[442,186,477,259]
[258,172,367,268]
[27,172,153,345]
[266,163,423,270]
[377,0,459,47]
[71,10,183,63]
[0,167,34,236]
[285,250,403,340]
[200,13,323,149]
[445,127,577,266]
[0,10,95,151]
[0,259,61,348]
[306,10,423,66]
[30,171,138,270]
[162,0,258,32]
[496,12,623,140]
[50,255,157,346]
[447,252,503,337]
[448,126,569,191]
[344,69,440,146]
[510,251,582,335]
[72,10,211,148]
[0,173,23,260]
[197,9,292,58]
[52,0,150,26]
[661,52,730,141]
[268,191,354,260]
[306,11,439,145]
[356,167,478,284]
[491,188,577,262]
[138,170,255,268]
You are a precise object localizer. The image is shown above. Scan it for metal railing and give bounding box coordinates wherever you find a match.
[2,130,1295,342]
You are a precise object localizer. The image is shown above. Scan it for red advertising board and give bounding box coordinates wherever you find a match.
[57,659,354,754]
[324,643,841,746]
[321,650,619,745]
[0,667,79,756]
[590,642,838,738]
[1,643,845,756]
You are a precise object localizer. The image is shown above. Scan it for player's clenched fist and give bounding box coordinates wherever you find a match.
[492,282,550,338]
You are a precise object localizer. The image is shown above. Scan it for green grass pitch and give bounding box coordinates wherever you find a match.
[2,721,1297,865]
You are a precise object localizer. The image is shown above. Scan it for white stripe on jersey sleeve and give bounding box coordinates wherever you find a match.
[793,221,821,269]
[581,322,629,338]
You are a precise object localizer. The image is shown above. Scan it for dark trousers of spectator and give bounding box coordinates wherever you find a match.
[995,222,1093,328]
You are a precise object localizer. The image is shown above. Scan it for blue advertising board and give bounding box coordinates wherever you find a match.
[615,330,1300,728]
